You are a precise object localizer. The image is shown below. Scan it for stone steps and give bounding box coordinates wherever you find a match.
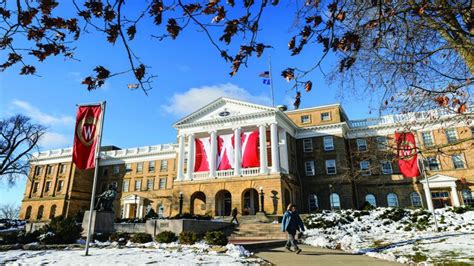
[229,222,286,241]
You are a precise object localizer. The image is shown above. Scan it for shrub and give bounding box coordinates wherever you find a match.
[360,201,375,211]
[17,231,41,244]
[38,232,57,244]
[145,208,159,219]
[0,232,18,245]
[130,233,153,243]
[378,208,407,222]
[179,231,198,245]
[450,206,471,214]
[171,213,212,220]
[155,231,177,243]
[94,233,111,242]
[115,218,147,224]
[109,232,130,242]
[39,216,82,244]
[204,231,228,246]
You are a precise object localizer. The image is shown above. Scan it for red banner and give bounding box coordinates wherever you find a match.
[241,130,260,168]
[194,137,210,172]
[72,105,102,170]
[395,132,419,178]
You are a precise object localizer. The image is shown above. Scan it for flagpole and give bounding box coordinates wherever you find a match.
[268,55,275,107]
[419,155,439,232]
[85,101,106,256]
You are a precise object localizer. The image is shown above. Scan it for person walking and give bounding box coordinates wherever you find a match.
[281,203,305,254]
[230,207,239,224]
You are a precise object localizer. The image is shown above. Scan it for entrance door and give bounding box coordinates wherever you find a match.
[128,204,137,218]
[242,189,259,215]
[215,190,232,216]
[431,191,451,209]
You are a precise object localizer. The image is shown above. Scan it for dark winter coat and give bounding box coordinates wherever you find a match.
[281,210,305,232]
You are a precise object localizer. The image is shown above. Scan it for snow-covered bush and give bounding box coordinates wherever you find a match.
[39,216,82,244]
[109,232,130,242]
[130,233,153,243]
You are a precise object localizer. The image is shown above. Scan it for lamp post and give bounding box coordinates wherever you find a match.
[179,192,184,215]
[134,195,138,219]
[259,186,264,213]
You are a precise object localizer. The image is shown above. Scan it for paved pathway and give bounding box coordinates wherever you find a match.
[253,244,400,266]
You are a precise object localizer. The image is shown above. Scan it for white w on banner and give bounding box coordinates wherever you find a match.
[194,130,260,172]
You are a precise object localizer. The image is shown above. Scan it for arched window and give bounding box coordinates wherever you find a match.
[25,206,32,220]
[387,193,399,207]
[308,194,318,212]
[49,205,57,219]
[330,193,341,209]
[37,205,44,220]
[462,190,474,207]
[410,192,422,207]
[365,194,377,207]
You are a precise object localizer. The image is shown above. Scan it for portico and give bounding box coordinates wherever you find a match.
[421,174,461,211]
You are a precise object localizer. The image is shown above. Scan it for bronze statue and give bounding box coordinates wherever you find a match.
[94,184,117,212]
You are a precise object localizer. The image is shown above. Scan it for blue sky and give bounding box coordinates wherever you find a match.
[0,3,379,206]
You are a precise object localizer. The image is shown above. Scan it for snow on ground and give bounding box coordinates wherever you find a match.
[0,242,263,265]
[303,207,474,264]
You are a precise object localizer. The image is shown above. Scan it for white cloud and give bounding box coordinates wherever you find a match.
[39,132,71,150]
[12,100,74,126]
[162,83,272,116]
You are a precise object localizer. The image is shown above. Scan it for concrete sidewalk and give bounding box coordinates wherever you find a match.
[253,244,401,265]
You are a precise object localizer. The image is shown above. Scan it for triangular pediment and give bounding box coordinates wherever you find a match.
[420,174,458,183]
[174,97,276,127]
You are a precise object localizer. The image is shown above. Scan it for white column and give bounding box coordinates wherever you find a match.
[279,127,289,173]
[234,127,242,176]
[270,123,280,173]
[177,134,185,180]
[423,184,434,212]
[259,124,268,174]
[186,134,195,180]
[125,204,130,218]
[451,185,461,207]
[209,131,217,178]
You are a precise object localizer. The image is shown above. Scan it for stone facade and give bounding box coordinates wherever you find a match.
[19,98,474,221]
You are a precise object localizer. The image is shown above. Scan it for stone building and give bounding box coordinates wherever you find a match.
[19,98,474,221]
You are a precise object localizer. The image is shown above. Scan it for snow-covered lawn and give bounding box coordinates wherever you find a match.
[0,242,264,265]
[303,207,474,264]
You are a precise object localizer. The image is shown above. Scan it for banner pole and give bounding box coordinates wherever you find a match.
[268,55,275,107]
[419,156,439,232]
[84,101,107,256]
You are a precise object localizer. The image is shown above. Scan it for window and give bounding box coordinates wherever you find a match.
[308,194,318,211]
[303,139,313,153]
[323,136,334,151]
[432,191,449,198]
[325,160,336,175]
[137,162,143,173]
[445,128,457,143]
[57,180,64,192]
[159,178,167,189]
[360,161,371,176]
[157,205,165,218]
[365,194,377,207]
[149,161,155,172]
[376,136,388,150]
[59,164,66,174]
[462,190,474,207]
[49,205,56,219]
[126,163,132,173]
[37,205,44,220]
[32,182,39,193]
[111,181,118,189]
[321,112,331,121]
[135,180,142,191]
[34,166,42,176]
[356,139,367,152]
[471,127,474,137]
[410,192,422,207]
[304,161,315,176]
[123,180,129,192]
[330,193,341,209]
[45,181,51,192]
[46,165,53,175]
[452,154,465,169]
[147,179,154,190]
[380,161,393,175]
[25,206,32,220]
[160,160,168,172]
[421,132,434,147]
[113,165,120,174]
[102,167,109,176]
[387,193,399,207]
[428,157,440,171]
[300,115,311,124]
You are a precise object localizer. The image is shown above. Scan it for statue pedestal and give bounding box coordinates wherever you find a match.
[256,211,271,223]
[81,211,115,236]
